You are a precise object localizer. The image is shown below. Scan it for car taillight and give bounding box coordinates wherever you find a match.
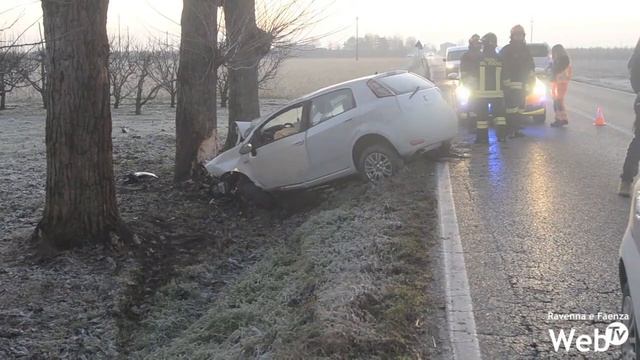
[367,79,394,98]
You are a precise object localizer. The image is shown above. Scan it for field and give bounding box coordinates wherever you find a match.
[260,57,412,99]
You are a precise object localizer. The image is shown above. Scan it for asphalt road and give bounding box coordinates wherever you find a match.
[448,81,638,358]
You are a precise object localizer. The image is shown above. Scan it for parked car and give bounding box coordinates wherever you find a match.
[206,71,457,196]
[619,182,640,358]
[527,43,551,77]
[443,46,467,80]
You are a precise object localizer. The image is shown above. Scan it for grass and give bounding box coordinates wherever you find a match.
[125,162,440,359]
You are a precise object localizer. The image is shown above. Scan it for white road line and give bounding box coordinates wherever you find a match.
[437,162,482,360]
[568,106,634,137]
[571,80,636,96]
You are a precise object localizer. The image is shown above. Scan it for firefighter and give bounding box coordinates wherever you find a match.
[499,25,535,138]
[618,36,640,197]
[473,32,507,143]
[459,34,482,136]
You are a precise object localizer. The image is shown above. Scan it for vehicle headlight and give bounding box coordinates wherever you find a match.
[534,78,546,97]
[446,63,455,69]
[456,85,471,106]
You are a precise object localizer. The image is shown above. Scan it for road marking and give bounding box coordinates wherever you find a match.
[571,80,636,96]
[568,106,634,137]
[437,162,482,360]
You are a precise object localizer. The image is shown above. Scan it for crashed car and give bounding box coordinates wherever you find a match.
[206,71,457,196]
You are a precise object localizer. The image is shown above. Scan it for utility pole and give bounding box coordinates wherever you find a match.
[355,16,359,61]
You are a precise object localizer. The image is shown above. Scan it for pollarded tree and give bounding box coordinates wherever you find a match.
[36,0,129,249]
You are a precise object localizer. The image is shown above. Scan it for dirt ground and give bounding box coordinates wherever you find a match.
[0,100,448,359]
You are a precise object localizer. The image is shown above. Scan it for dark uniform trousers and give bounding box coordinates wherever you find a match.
[621,94,640,182]
[503,80,527,134]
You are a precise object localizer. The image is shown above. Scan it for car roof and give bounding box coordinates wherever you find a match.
[446,46,468,53]
[291,70,408,103]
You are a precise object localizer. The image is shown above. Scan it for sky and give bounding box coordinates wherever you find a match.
[1,0,639,48]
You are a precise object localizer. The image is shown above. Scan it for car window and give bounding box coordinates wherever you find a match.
[447,50,466,61]
[309,89,356,126]
[377,73,434,95]
[527,44,549,57]
[255,104,305,147]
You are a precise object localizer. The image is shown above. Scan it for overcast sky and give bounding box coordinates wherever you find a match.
[2,0,639,48]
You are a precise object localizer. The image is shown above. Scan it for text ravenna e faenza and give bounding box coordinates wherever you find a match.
[547,312,629,321]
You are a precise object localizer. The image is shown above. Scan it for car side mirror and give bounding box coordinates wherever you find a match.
[239,143,253,155]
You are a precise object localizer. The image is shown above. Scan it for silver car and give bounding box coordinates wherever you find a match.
[206,71,457,193]
[620,181,640,358]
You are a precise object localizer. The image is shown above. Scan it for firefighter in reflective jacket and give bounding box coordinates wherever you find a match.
[474,32,507,143]
[499,25,535,138]
[460,34,482,127]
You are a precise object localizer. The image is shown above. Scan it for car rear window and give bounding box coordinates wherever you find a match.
[446,50,466,61]
[377,73,434,95]
[527,44,549,57]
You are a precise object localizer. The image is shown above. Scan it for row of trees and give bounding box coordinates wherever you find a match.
[0,32,283,115]
[30,0,319,250]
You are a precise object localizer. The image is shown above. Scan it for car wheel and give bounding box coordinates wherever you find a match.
[237,176,274,208]
[358,144,402,182]
[622,282,639,360]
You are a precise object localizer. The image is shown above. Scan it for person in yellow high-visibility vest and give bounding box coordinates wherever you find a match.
[473,32,507,143]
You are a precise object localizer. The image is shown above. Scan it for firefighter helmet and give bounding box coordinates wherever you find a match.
[510,25,526,36]
[481,32,497,47]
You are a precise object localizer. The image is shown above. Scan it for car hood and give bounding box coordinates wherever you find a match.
[205,144,243,178]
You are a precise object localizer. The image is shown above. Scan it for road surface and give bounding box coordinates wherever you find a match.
[447,81,637,358]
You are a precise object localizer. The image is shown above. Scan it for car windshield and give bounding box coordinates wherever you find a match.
[377,73,434,95]
[447,50,466,61]
[527,44,549,57]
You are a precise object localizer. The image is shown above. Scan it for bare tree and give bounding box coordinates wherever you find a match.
[150,38,179,108]
[19,26,48,109]
[217,64,229,108]
[36,0,128,249]
[0,48,25,110]
[108,33,136,109]
[221,0,326,149]
[174,0,219,182]
[132,43,162,115]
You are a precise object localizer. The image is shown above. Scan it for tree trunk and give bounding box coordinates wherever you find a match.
[170,91,176,108]
[37,0,127,249]
[223,0,270,150]
[0,92,5,111]
[135,76,144,115]
[174,0,218,182]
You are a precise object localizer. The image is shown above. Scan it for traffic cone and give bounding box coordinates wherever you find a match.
[594,107,607,127]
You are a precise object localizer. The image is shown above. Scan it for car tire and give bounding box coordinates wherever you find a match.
[622,281,640,360]
[237,176,275,209]
[357,144,402,183]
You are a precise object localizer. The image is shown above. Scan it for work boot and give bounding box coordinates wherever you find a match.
[619,180,632,197]
[550,120,562,127]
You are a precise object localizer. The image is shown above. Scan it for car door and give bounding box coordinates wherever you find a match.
[378,73,446,145]
[305,89,358,181]
[246,102,310,189]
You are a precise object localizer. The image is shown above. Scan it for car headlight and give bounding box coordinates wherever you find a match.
[534,78,546,97]
[446,63,455,69]
[456,85,471,106]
